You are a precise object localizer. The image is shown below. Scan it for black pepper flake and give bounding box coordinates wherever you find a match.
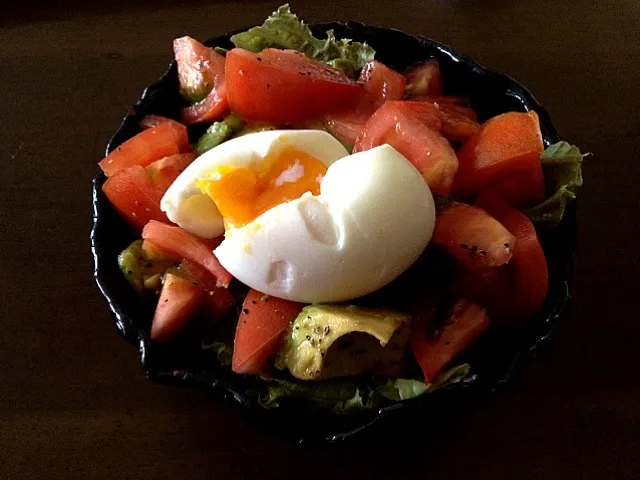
[192,281,198,286]
[320,351,325,357]
[164,299,169,303]
[460,243,468,249]
[305,335,311,341]
[313,326,320,334]
[470,245,479,252]
[308,315,312,320]
[145,262,152,268]
[295,326,300,330]
[126,270,133,275]
[242,308,249,314]
[324,326,330,335]
[266,83,270,89]
[504,243,510,248]
[251,300,257,305]
[257,56,262,62]
[444,340,451,345]
[480,250,487,256]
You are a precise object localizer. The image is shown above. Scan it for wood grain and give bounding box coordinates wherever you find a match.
[1,1,639,478]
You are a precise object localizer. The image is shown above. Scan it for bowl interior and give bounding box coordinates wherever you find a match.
[91,21,575,444]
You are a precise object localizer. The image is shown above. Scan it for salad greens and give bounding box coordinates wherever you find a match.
[230,4,375,78]
[257,363,474,411]
[526,141,584,227]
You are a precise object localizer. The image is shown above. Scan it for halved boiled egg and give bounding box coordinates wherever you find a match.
[162,130,435,303]
[161,129,350,238]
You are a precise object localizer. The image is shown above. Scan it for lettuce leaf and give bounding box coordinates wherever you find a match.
[377,364,474,401]
[258,376,372,411]
[230,4,375,78]
[202,341,233,366]
[526,141,584,227]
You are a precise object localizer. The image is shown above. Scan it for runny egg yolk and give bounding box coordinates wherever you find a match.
[197,146,328,229]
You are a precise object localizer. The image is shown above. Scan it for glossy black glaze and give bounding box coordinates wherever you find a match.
[91,22,576,444]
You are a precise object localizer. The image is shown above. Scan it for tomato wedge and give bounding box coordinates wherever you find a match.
[404,59,442,97]
[475,190,549,320]
[174,36,229,124]
[139,114,184,130]
[411,299,489,383]
[178,259,235,319]
[438,106,481,142]
[432,202,516,268]
[146,153,197,194]
[226,48,361,123]
[453,111,544,198]
[325,60,406,146]
[151,273,203,342]
[354,100,459,196]
[98,122,189,177]
[484,153,545,208]
[102,166,169,232]
[232,289,304,374]
[141,220,232,287]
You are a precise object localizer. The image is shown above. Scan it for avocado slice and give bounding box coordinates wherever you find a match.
[118,240,176,292]
[275,305,411,380]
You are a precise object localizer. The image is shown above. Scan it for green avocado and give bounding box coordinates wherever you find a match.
[117,240,176,292]
[275,305,411,381]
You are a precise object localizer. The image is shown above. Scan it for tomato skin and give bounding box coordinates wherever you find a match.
[141,220,233,287]
[226,48,361,123]
[232,289,304,374]
[98,122,189,177]
[404,59,442,97]
[411,299,489,383]
[453,111,544,198]
[412,95,472,108]
[474,190,549,321]
[354,100,459,196]
[102,166,169,232]
[146,153,197,194]
[139,114,184,130]
[484,153,545,208]
[438,106,481,142]
[174,36,229,124]
[432,202,516,268]
[325,60,406,147]
[178,259,235,319]
[151,273,204,342]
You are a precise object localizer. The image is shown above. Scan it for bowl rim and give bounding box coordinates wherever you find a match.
[91,21,575,444]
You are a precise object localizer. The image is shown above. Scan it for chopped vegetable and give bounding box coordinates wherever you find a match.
[230,4,375,78]
[195,114,245,154]
[525,141,584,226]
[404,60,442,97]
[151,272,203,342]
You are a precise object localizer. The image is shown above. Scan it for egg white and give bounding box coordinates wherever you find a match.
[160,129,350,239]
[214,144,436,303]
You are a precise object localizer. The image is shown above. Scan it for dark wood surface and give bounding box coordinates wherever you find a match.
[2,1,639,478]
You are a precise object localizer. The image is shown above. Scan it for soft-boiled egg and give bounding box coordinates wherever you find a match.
[161,130,349,238]
[214,143,436,303]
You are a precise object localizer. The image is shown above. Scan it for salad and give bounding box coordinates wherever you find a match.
[97,5,584,410]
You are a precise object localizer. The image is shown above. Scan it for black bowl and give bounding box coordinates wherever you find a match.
[91,21,576,444]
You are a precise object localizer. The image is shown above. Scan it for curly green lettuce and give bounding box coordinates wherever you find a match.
[230,4,375,78]
[526,141,584,227]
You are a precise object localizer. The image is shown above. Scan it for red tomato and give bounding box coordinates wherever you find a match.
[146,153,197,194]
[141,220,233,287]
[151,273,203,342]
[98,122,189,177]
[439,102,478,122]
[453,111,544,198]
[178,259,234,319]
[412,95,471,107]
[232,289,303,374]
[438,106,481,142]
[475,190,549,320]
[102,166,169,232]
[404,60,442,97]
[432,202,516,268]
[325,60,406,146]
[225,48,361,123]
[174,36,229,124]
[354,100,459,196]
[138,114,184,130]
[411,299,489,383]
[484,153,545,208]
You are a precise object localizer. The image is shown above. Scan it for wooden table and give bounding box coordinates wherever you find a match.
[2,1,639,478]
